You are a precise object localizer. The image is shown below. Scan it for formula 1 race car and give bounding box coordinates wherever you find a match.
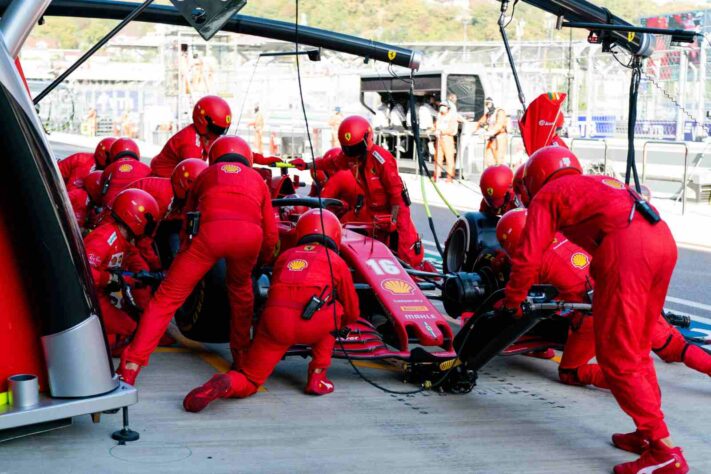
[153,164,455,363]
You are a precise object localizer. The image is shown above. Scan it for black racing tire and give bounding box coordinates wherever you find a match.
[154,222,230,343]
[443,211,500,274]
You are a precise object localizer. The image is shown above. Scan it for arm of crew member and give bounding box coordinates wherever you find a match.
[335,257,360,325]
[504,196,559,307]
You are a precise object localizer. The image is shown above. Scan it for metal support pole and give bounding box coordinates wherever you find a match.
[675,50,688,142]
[698,39,707,139]
[0,0,51,59]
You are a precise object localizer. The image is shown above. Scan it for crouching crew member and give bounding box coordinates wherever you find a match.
[100,138,151,206]
[84,189,159,349]
[479,165,518,217]
[500,146,688,474]
[291,115,424,269]
[59,137,116,191]
[118,136,278,385]
[182,209,360,412]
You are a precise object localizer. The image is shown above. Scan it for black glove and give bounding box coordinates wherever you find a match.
[134,270,165,284]
[105,270,123,292]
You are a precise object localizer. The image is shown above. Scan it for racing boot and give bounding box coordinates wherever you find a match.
[117,355,141,386]
[183,374,233,413]
[612,430,649,454]
[526,348,556,360]
[613,441,688,474]
[305,369,335,396]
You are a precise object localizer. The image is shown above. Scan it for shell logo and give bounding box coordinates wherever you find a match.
[118,163,133,172]
[221,164,241,174]
[287,259,308,271]
[381,279,415,295]
[486,187,494,196]
[570,252,590,269]
[602,178,625,190]
[344,132,352,142]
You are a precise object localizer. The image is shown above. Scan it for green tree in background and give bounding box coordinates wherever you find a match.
[28,0,707,47]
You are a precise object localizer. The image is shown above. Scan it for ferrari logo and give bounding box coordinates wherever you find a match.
[381,279,415,295]
[387,50,397,61]
[571,252,590,269]
[138,205,145,212]
[344,132,352,142]
[118,163,133,172]
[287,259,308,271]
[221,164,241,174]
[627,32,635,42]
[303,245,316,251]
[486,187,494,196]
[560,157,571,167]
[602,178,625,190]
[226,115,232,124]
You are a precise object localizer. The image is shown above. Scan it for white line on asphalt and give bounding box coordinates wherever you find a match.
[666,296,711,313]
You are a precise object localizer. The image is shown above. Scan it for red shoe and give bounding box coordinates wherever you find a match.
[117,358,141,386]
[526,348,556,360]
[183,374,233,413]
[612,431,650,454]
[614,442,688,474]
[305,370,335,396]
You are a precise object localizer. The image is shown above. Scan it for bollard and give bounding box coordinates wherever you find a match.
[8,374,39,409]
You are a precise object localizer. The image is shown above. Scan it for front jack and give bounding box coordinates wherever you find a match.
[111,406,139,443]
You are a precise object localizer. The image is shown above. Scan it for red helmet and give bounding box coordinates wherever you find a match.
[111,188,160,237]
[295,208,342,250]
[171,158,208,200]
[496,208,528,255]
[524,146,582,198]
[208,136,253,166]
[480,165,514,210]
[109,138,140,164]
[84,170,104,204]
[193,95,232,137]
[338,115,373,158]
[94,137,117,169]
[513,164,529,207]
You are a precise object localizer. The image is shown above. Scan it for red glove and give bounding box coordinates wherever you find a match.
[493,299,523,318]
[290,158,307,170]
[260,156,283,166]
[373,214,397,233]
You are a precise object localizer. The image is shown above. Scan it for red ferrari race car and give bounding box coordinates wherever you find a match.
[151,164,455,364]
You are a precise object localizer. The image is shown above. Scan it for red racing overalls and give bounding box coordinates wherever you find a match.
[122,160,279,367]
[316,146,423,267]
[84,219,142,345]
[220,243,360,397]
[505,174,677,442]
[321,169,363,220]
[100,158,152,206]
[150,124,212,177]
[58,152,95,191]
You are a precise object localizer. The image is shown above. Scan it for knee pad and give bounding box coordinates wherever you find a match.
[653,333,687,363]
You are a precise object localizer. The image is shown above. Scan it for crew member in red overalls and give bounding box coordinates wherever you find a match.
[150,96,282,177]
[479,165,518,217]
[512,164,529,207]
[291,116,424,269]
[119,136,278,385]
[58,137,116,191]
[83,170,105,230]
[497,208,606,388]
[100,138,151,206]
[500,208,711,391]
[84,189,159,349]
[309,148,363,220]
[500,146,688,474]
[182,209,360,412]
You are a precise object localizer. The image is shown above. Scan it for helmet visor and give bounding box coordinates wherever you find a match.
[341,140,367,158]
